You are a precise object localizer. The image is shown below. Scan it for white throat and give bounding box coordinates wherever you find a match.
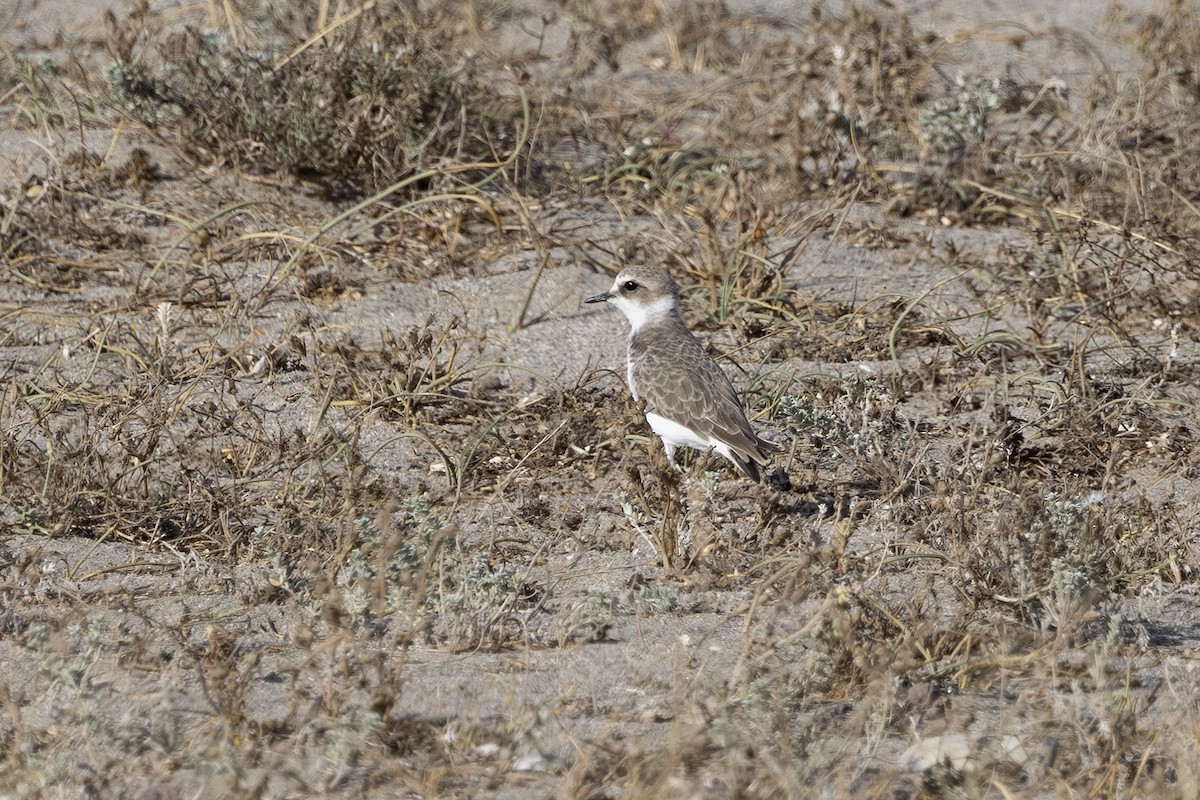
[614,295,678,334]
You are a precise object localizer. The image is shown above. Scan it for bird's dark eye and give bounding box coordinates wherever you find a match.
[622,280,639,292]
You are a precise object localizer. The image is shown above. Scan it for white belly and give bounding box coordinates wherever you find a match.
[645,412,713,451]
[645,411,741,468]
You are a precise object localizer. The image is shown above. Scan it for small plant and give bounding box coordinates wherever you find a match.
[778,394,854,445]
[778,378,894,456]
[918,75,1002,156]
[26,619,106,694]
[339,497,536,649]
[318,317,482,428]
[380,319,473,424]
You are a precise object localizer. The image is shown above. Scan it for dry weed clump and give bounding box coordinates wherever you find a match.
[555,1,1200,301]
[0,43,95,135]
[558,5,935,202]
[104,5,517,199]
[0,150,162,289]
[314,317,486,427]
[2,375,375,558]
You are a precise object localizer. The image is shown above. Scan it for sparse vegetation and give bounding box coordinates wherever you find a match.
[4,0,1200,797]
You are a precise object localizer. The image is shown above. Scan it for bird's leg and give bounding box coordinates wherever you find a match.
[657,478,679,570]
[653,440,681,570]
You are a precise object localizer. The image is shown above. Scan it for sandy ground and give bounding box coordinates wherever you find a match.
[5,0,1200,798]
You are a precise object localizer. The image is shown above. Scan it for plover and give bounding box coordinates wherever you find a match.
[586,265,778,482]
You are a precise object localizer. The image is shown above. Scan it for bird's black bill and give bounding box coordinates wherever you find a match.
[585,292,612,304]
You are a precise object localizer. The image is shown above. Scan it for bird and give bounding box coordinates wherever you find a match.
[586,265,778,482]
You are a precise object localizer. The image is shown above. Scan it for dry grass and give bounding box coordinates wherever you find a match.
[4,0,1200,797]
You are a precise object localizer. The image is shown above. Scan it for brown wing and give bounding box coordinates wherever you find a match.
[631,323,777,468]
